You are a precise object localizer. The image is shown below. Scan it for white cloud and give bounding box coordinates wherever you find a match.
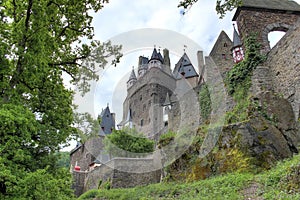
[89,0,235,118]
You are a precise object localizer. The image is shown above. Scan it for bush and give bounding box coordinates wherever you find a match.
[103,127,154,157]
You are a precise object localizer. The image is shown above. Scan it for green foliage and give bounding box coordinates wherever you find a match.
[73,112,100,143]
[225,84,251,124]
[103,128,154,157]
[56,151,71,169]
[226,34,266,95]
[158,131,176,147]
[178,0,242,18]
[225,34,266,124]
[258,154,300,199]
[0,167,74,200]
[79,173,253,200]
[0,0,121,198]
[199,83,212,121]
[79,155,300,200]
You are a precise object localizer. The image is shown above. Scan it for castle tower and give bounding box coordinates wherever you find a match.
[232,24,244,64]
[232,0,300,53]
[137,56,149,78]
[127,67,137,89]
[209,31,234,77]
[148,47,163,69]
[99,104,115,134]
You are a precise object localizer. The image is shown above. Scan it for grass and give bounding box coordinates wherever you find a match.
[78,154,300,200]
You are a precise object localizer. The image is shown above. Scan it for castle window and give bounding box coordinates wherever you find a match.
[140,119,144,127]
[140,95,142,101]
[222,54,226,60]
[164,121,168,127]
[224,43,227,47]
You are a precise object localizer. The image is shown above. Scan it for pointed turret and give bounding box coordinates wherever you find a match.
[231,24,244,63]
[148,47,163,69]
[150,48,163,62]
[127,67,137,88]
[233,25,243,47]
[99,104,115,134]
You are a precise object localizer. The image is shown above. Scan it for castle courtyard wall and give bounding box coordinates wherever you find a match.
[265,18,300,120]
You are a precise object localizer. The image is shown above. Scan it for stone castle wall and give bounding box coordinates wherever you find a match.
[209,31,235,77]
[70,136,105,172]
[265,17,300,120]
[75,158,161,195]
[235,9,299,53]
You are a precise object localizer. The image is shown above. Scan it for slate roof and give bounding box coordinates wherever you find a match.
[127,68,137,83]
[149,48,164,63]
[100,105,115,134]
[233,25,242,47]
[233,0,300,20]
[173,53,199,79]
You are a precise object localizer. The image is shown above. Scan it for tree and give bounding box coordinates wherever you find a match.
[178,0,242,18]
[104,128,155,157]
[0,0,121,198]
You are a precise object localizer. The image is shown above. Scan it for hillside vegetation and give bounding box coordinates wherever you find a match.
[78,154,300,200]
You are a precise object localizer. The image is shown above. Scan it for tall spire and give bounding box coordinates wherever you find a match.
[127,67,137,89]
[127,67,137,82]
[233,24,242,47]
[150,46,163,63]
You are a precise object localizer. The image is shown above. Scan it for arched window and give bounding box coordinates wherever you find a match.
[268,31,286,49]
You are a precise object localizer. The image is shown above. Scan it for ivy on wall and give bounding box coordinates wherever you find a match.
[199,84,212,121]
[225,34,266,124]
[226,34,266,95]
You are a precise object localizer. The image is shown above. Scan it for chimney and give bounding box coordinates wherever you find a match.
[163,48,170,67]
[138,56,143,67]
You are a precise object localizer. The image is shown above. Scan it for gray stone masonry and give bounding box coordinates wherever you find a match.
[266,17,300,121]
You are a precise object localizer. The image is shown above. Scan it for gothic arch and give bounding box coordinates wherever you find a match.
[262,23,292,51]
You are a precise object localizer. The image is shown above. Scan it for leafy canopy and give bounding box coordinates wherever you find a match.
[178,0,242,18]
[0,0,121,198]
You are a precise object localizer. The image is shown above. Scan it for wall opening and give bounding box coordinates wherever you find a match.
[268,31,286,49]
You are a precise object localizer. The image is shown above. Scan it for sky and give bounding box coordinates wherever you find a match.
[67,0,300,151]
